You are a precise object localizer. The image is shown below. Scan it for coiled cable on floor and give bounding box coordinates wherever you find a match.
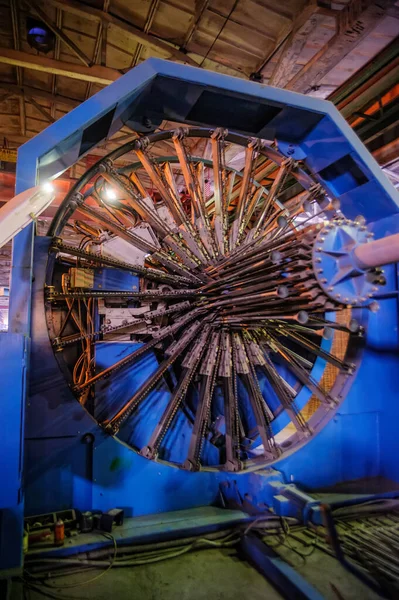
[23,529,241,592]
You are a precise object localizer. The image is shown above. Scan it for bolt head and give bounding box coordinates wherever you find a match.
[369,301,380,313]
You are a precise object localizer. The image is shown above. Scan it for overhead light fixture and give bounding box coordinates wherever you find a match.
[27,18,55,54]
[105,187,117,201]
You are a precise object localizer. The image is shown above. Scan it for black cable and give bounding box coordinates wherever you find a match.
[199,1,239,68]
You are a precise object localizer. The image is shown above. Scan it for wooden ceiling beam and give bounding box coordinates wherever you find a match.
[0,132,32,145]
[0,49,120,84]
[50,8,62,120]
[25,96,56,123]
[286,0,398,93]
[10,0,26,137]
[181,0,209,49]
[268,1,321,88]
[130,0,161,68]
[30,0,92,67]
[44,0,199,67]
[0,82,79,108]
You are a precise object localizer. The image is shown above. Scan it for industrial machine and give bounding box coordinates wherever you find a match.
[1,58,399,581]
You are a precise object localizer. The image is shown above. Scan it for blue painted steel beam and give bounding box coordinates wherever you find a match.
[240,533,324,600]
[3,57,399,575]
[16,58,399,219]
[0,333,29,574]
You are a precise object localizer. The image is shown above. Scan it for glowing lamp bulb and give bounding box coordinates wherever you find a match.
[42,182,54,194]
[105,188,117,201]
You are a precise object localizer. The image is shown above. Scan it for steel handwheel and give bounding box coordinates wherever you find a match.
[45,127,362,472]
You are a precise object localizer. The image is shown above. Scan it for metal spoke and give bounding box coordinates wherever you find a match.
[231,139,260,247]
[172,131,219,259]
[141,324,212,460]
[184,330,221,470]
[104,318,207,433]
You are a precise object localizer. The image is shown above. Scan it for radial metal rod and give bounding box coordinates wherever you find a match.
[104,319,206,433]
[53,301,191,348]
[47,289,202,301]
[51,239,191,286]
[75,308,207,393]
[184,330,222,470]
[141,325,212,460]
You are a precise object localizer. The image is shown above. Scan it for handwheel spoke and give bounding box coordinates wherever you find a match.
[141,325,212,460]
[233,333,278,459]
[74,308,206,394]
[162,162,210,263]
[252,159,295,237]
[172,131,219,260]
[210,131,229,255]
[104,318,207,433]
[278,327,350,371]
[266,334,335,406]
[185,330,221,470]
[231,140,260,247]
[261,351,310,435]
[220,331,241,471]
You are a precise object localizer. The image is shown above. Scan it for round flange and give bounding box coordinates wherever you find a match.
[312,219,379,306]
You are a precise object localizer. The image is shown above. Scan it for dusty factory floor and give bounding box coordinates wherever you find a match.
[275,542,381,600]
[13,545,383,600]
[15,548,279,600]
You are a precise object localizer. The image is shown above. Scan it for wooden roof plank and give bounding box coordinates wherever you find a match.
[45,0,199,67]
[268,3,329,87]
[30,0,92,67]
[0,82,79,108]
[0,48,120,84]
[286,0,398,93]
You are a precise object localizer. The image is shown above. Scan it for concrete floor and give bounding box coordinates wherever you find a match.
[276,541,381,600]
[15,548,282,600]
[13,543,385,600]
[11,503,388,600]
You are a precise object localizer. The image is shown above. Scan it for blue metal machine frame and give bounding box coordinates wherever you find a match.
[1,58,399,575]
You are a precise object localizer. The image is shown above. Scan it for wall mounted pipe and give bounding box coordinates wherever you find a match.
[353,232,399,270]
